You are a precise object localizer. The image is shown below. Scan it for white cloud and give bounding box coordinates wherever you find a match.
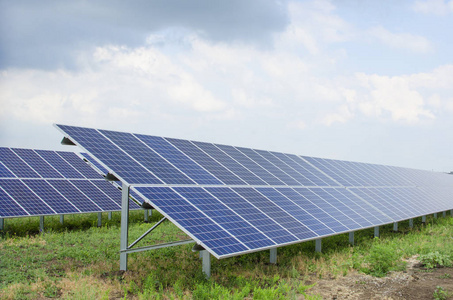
[413,0,453,15]
[369,26,433,53]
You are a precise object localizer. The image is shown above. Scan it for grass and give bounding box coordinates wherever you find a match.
[1,211,452,299]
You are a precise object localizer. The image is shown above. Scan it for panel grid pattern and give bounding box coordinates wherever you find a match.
[0,147,141,218]
[55,124,453,259]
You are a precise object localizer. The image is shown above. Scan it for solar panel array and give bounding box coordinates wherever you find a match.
[55,124,453,259]
[0,147,141,219]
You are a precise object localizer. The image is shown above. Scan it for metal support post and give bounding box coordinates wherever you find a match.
[451,210,453,216]
[434,213,438,219]
[443,211,447,218]
[144,209,149,222]
[315,238,322,252]
[39,216,44,233]
[120,184,130,271]
[202,250,211,278]
[422,215,426,223]
[374,226,379,238]
[108,212,112,220]
[0,218,4,230]
[270,247,277,264]
[98,212,102,227]
[60,215,64,224]
[349,232,354,245]
[409,219,413,228]
[393,222,398,231]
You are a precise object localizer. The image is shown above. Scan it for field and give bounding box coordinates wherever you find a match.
[1,211,452,299]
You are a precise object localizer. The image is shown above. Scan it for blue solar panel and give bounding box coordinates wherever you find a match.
[0,188,28,217]
[135,134,223,185]
[0,147,135,218]
[90,180,141,210]
[23,179,79,214]
[166,138,245,185]
[99,130,195,185]
[215,145,285,186]
[174,186,276,249]
[193,142,267,185]
[35,150,84,179]
[56,125,163,184]
[80,152,109,175]
[46,180,103,213]
[232,187,312,241]
[255,150,319,186]
[205,187,297,245]
[12,148,63,179]
[56,151,102,179]
[54,124,453,260]
[0,148,41,178]
[135,186,248,256]
[236,147,300,186]
[0,162,15,178]
[0,179,55,215]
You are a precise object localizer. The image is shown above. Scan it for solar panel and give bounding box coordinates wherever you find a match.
[54,124,453,259]
[0,147,141,219]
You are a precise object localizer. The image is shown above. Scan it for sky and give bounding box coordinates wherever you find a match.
[0,0,452,172]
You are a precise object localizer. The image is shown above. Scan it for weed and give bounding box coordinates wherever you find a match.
[361,240,406,277]
[419,251,452,269]
[433,286,449,300]
[438,273,451,279]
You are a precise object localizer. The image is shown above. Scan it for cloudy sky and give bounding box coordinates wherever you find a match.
[1,0,452,172]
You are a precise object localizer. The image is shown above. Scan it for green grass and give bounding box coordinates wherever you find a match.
[1,212,452,299]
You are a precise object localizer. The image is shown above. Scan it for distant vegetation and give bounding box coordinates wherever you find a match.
[1,211,452,299]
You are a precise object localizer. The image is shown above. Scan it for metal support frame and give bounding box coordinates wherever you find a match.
[409,219,413,228]
[119,183,195,271]
[451,210,453,216]
[120,183,130,271]
[374,226,379,238]
[315,238,322,252]
[202,250,211,278]
[98,212,102,227]
[270,247,277,264]
[443,211,447,218]
[60,215,64,224]
[144,209,149,222]
[434,213,438,219]
[422,215,426,223]
[108,212,112,220]
[349,232,354,245]
[393,222,398,232]
[39,216,44,232]
[0,218,4,230]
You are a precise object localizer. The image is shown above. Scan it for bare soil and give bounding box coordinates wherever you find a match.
[303,256,453,299]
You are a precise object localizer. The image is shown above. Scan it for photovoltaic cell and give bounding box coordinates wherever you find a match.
[0,188,28,217]
[12,148,63,179]
[0,148,40,178]
[100,130,195,185]
[35,150,84,179]
[166,138,245,185]
[0,147,133,219]
[0,179,55,215]
[56,125,163,184]
[135,134,223,185]
[0,162,15,178]
[23,179,79,214]
[193,142,267,185]
[56,151,102,179]
[135,186,248,256]
[80,152,109,175]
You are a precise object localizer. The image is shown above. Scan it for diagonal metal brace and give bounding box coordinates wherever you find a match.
[128,217,167,249]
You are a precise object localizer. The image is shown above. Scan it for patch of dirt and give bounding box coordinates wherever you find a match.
[303,256,453,299]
